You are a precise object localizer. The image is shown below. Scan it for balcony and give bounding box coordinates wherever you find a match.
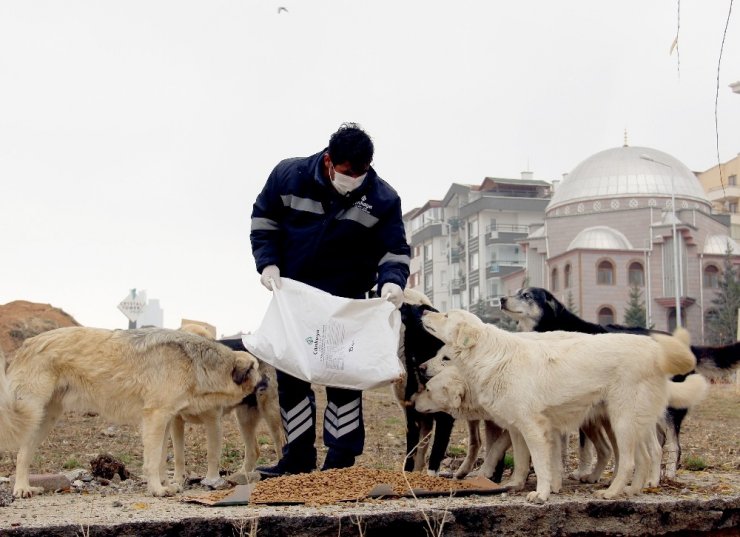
[486,260,525,275]
[450,278,465,292]
[485,224,531,244]
[706,184,740,204]
[486,223,531,235]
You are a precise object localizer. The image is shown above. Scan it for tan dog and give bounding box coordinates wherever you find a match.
[421,309,695,503]
[174,325,284,487]
[0,326,261,498]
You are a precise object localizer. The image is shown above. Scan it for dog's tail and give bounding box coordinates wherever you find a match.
[690,341,740,378]
[0,347,39,450]
[667,373,709,409]
[652,327,697,376]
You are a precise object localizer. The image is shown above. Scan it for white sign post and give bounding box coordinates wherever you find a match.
[118,289,147,329]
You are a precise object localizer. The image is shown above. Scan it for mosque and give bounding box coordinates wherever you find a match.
[502,144,739,341]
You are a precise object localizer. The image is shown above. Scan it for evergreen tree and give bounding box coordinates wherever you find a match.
[623,284,647,328]
[706,246,740,344]
[497,311,519,332]
[565,290,578,315]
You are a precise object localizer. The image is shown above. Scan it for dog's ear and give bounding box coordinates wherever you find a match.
[442,383,463,409]
[455,320,481,349]
[546,296,563,315]
[232,353,257,385]
[542,289,565,315]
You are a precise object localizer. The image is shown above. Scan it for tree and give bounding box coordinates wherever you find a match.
[496,311,519,332]
[623,284,647,328]
[565,290,578,316]
[706,246,740,345]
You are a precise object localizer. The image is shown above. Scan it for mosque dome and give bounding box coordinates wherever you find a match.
[568,226,634,251]
[703,234,740,255]
[547,146,711,214]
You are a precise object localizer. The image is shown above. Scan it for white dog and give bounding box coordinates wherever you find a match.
[420,309,695,503]
[414,357,512,481]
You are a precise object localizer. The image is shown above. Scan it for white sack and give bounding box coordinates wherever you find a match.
[242,278,403,390]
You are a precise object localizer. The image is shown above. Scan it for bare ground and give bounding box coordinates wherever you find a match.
[0,379,737,498]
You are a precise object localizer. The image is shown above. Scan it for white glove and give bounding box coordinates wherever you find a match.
[381,282,404,309]
[260,265,281,291]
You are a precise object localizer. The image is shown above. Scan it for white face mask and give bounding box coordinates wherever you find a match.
[331,165,367,195]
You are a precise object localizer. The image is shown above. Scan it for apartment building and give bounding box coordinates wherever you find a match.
[697,153,740,239]
[404,173,551,322]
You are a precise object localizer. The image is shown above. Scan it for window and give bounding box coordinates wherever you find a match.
[597,306,615,325]
[662,237,685,297]
[470,284,480,305]
[551,267,559,292]
[468,219,479,238]
[424,272,433,295]
[469,251,479,270]
[424,243,433,261]
[730,174,737,186]
[564,264,572,289]
[703,265,720,288]
[628,262,645,286]
[487,277,499,297]
[597,260,615,285]
[668,308,684,333]
[730,203,738,214]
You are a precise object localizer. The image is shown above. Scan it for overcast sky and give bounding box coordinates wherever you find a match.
[1,1,738,336]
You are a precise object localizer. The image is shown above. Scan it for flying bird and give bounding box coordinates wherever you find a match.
[277,6,288,14]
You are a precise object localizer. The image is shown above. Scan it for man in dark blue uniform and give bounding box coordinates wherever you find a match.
[250,123,410,477]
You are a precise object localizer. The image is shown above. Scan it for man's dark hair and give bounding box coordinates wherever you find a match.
[328,122,374,175]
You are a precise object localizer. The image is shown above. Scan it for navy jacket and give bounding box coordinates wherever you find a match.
[251,150,410,298]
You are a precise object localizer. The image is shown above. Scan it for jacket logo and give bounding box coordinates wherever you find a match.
[354,195,373,214]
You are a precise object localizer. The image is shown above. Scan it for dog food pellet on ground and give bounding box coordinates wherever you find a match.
[249,467,482,505]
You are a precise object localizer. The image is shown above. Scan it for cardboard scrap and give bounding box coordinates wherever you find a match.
[181,485,256,506]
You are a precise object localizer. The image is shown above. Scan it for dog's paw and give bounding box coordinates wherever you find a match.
[426,469,439,477]
[579,473,601,484]
[13,485,44,499]
[148,484,174,497]
[503,479,525,491]
[526,490,549,504]
[201,476,229,490]
[453,470,470,480]
[593,488,621,499]
[226,470,262,485]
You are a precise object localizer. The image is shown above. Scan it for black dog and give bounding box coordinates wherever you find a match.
[398,302,456,474]
[501,286,740,476]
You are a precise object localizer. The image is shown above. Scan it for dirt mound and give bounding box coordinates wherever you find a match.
[0,300,80,356]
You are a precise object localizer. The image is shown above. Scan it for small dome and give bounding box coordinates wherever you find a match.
[548,146,711,213]
[704,234,740,255]
[568,226,633,251]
